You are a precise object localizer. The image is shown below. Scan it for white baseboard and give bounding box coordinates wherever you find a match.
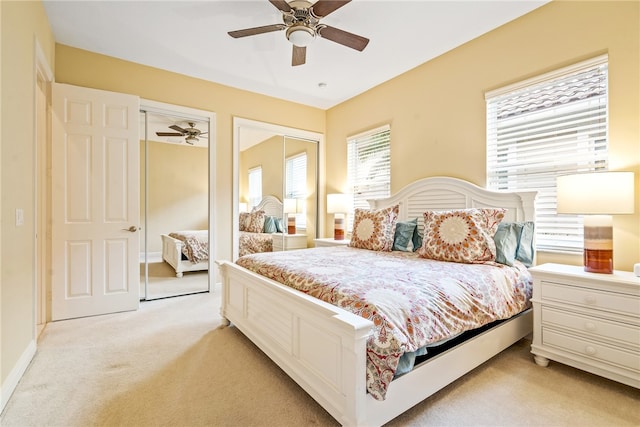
[1,339,36,413]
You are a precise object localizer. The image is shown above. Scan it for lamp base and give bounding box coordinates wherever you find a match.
[333,215,345,240]
[584,249,613,274]
[583,215,613,274]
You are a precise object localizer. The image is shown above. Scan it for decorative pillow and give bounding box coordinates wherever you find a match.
[494,221,535,267]
[349,205,399,251]
[418,208,498,263]
[263,215,278,233]
[239,212,250,232]
[393,218,417,252]
[480,208,507,235]
[412,226,423,252]
[494,222,521,266]
[245,210,266,233]
[515,221,535,267]
[275,217,284,233]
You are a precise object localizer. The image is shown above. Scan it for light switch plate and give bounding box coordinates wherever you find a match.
[15,208,24,226]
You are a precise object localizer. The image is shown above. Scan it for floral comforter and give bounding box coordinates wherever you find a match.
[236,246,532,400]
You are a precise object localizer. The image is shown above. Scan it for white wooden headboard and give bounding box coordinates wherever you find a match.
[254,195,283,219]
[369,176,537,227]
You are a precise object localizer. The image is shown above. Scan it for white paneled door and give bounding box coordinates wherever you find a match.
[52,83,140,320]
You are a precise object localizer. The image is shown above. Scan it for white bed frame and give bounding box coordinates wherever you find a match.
[217,177,537,426]
[161,233,209,278]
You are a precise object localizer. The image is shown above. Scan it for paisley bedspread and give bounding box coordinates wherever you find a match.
[236,246,532,400]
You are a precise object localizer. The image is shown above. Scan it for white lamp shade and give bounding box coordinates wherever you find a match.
[239,202,248,213]
[327,193,350,214]
[557,171,635,214]
[286,26,315,47]
[284,198,303,214]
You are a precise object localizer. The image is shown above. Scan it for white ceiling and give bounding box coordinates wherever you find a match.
[43,0,550,110]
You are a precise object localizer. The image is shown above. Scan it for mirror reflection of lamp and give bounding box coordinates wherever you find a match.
[284,198,302,234]
[556,171,635,274]
[239,202,248,213]
[327,193,351,240]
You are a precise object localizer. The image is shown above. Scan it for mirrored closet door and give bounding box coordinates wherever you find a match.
[234,118,321,260]
[140,106,212,300]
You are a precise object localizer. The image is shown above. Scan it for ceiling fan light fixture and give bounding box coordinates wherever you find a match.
[185,135,199,144]
[286,25,315,47]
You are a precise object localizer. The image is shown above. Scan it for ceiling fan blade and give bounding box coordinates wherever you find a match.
[228,24,285,38]
[269,0,291,13]
[317,25,369,51]
[292,45,306,66]
[169,125,187,133]
[311,0,351,17]
[156,132,183,137]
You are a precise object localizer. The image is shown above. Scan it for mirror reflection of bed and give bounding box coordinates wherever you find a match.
[139,108,211,300]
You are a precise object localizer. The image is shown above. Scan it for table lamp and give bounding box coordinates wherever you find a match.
[327,193,350,240]
[556,171,635,273]
[284,198,301,234]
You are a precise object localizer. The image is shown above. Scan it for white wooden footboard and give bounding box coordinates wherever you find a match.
[161,234,208,277]
[217,260,373,425]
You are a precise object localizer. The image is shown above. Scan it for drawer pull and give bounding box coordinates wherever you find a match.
[585,346,597,356]
[584,322,597,331]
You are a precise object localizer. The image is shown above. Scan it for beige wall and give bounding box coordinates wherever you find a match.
[325,1,639,271]
[240,136,285,204]
[141,141,209,254]
[1,0,55,398]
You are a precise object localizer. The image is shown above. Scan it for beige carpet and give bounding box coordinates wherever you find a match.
[2,288,638,427]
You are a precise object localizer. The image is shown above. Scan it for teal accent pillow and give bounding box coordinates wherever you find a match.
[263,216,278,233]
[493,221,535,267]
[516,221,535,267]
[494,222,520,266]
[412,226,423,252]
[275,217,284,233]
[393,218,417,251]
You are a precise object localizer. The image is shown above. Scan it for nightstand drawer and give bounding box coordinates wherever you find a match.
[543,329,640,372]
[541,281,640,318]
[542,307,640,350]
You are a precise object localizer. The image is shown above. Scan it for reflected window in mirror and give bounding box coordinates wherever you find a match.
[248,166,262,210]
[286,152,307,229]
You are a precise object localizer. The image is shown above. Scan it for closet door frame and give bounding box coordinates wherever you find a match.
[140,100,216,300]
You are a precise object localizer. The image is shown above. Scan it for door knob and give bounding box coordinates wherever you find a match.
[122,226,139,232]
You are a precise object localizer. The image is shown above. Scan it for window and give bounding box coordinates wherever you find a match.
[285,152,307,229]
[486,56,608,252]
[248,166,262,209]
[347,125,391,231]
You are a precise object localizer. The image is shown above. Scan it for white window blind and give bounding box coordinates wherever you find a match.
[486,56,608,252]
[347,125,391,232]
[248,166,262,209]
[285,152,307,228]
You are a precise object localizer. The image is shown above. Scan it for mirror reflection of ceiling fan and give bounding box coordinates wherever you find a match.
[156,122,207,145]
[228,0,369,66]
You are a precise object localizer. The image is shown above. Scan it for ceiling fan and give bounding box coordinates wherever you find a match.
[228,0,369,66]
[156,122,207,144]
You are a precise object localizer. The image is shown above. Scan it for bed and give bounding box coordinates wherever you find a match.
[238,195,284,257]
[216,176,537,426]
[161,231,209,278]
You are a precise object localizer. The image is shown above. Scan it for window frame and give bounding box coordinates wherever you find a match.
[485,55,609,254]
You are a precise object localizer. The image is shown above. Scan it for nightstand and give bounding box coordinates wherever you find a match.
[529,263,640,388]
[314,238,351,247]
[272,233,307,251]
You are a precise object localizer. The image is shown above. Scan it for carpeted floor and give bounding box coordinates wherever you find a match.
[1,288,638,426]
